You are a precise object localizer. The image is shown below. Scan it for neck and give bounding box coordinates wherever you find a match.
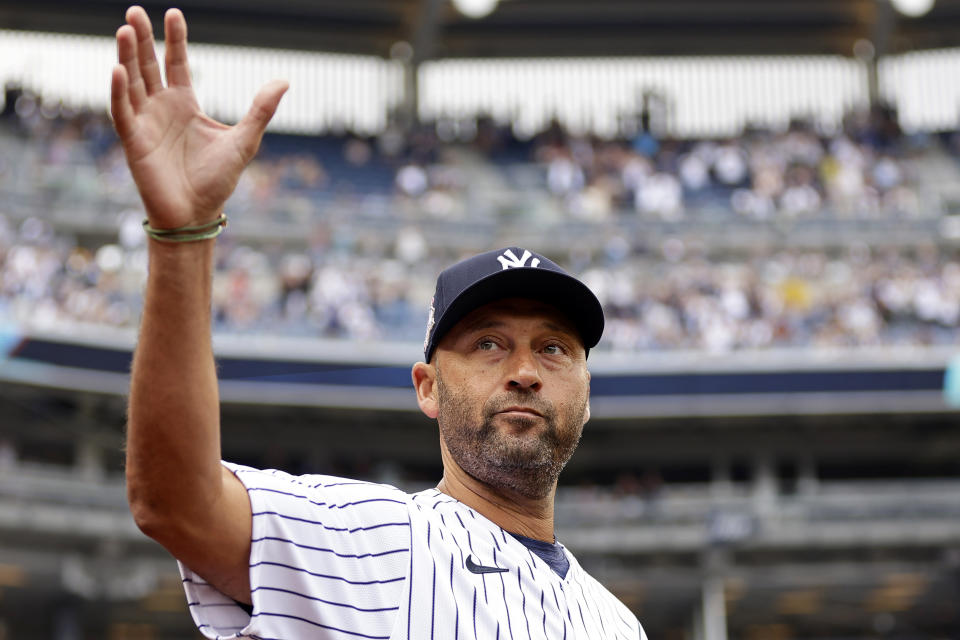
[436,463,556,543]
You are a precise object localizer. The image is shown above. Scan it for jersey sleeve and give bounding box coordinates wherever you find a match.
[179,462,412,640]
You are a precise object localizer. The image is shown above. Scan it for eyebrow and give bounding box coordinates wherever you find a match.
[460,318,504,333]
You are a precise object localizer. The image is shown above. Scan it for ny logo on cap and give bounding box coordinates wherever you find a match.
[497,249,540,270]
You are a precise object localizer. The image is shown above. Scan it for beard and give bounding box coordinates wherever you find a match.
[436,371,587,500]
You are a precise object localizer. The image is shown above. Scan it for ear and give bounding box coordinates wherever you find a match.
[411,361,439,419]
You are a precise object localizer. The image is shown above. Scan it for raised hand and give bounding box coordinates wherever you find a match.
[111,6,288,230]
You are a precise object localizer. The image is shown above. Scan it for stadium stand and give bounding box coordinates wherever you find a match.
[2,97,959,352]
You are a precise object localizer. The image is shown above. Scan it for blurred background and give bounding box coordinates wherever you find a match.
[1,0,960,638]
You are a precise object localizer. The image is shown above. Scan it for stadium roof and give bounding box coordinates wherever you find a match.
[2,0,960,59]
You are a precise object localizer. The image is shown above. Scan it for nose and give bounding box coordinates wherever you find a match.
[506,347,542,391]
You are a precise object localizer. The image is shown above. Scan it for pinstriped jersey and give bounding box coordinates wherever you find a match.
[180,463,646,640]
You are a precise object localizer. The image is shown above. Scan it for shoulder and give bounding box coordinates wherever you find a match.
[226,462,409,498]
[228,463,415,583]
[564,549,644,634]
[224,462,412,521]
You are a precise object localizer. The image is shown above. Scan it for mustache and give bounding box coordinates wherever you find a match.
[483,392,555,420]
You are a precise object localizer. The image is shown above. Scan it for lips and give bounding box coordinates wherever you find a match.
[497,406,543,417]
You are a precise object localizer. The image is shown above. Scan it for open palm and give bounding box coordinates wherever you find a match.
[111,7,287,230]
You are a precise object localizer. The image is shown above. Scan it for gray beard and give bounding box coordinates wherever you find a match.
[436,372,586,500]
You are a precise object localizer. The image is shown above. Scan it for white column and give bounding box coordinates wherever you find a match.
[701,575,728,640]
[75,435,105,481]
[752,452,777,516]
[797,452,819,497]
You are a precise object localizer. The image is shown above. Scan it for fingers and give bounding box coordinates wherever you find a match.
[116,24,147,111]
[164,8,193,88]
[125,6,164,97]
[110,65,136,140]
[234,80,289,161]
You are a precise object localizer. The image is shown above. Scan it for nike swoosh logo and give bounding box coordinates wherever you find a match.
[466,555,509,574]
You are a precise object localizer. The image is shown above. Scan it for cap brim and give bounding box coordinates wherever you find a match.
[428,267,604,360]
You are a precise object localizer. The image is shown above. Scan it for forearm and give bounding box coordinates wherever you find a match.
[126,238,223,529]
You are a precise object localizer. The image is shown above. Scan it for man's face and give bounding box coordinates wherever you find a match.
[431,298,591,500]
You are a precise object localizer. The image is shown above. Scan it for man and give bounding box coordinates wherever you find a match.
[113,6,645,639]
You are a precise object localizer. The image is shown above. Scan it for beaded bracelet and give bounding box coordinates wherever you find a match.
[142,213,228,243]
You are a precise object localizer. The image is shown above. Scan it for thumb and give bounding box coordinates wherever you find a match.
[234,79,289,161]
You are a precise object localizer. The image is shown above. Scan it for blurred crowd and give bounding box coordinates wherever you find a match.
[2,87,959,352]
[522,105,926,223]
[227,105,930,224]
[591,242,960,351]
[3,209,959,351]
[0,84,936,226]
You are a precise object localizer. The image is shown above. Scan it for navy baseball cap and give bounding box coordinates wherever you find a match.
[423,247,604,361]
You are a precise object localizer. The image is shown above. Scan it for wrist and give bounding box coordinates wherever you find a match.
[144,213,228,243]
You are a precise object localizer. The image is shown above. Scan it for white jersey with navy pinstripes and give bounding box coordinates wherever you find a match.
[180,463,646,640]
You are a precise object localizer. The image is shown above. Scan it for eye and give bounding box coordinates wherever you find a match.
[476,339,499,351]
[542,343,565,355]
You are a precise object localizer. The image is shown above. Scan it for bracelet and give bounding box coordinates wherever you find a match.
[143,213,228,243]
